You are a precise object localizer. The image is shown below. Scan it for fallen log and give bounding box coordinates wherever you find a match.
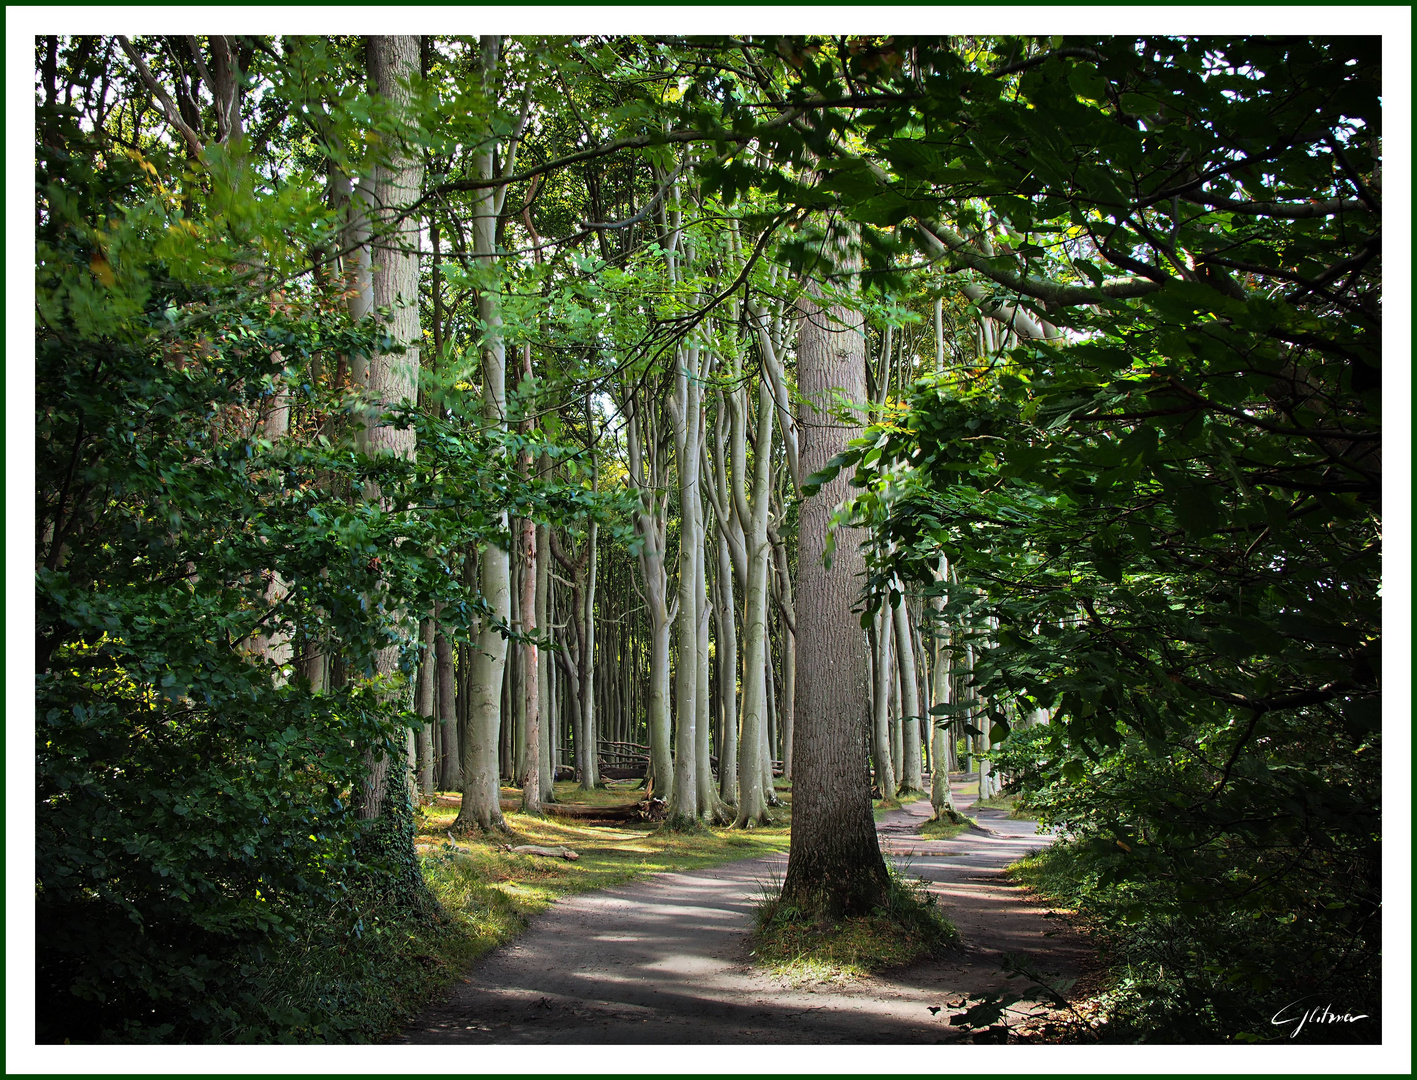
[498,798,644,821]
[504,844,579,861]
[597,765,646,780]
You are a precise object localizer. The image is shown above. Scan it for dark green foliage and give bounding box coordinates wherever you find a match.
[804,37,1381,1041]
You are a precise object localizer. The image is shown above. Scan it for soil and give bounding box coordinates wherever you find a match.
[400,776,1097,1044]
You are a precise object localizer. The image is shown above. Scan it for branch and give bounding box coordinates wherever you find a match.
[919,222,1160,304]
[117,36,204,157]
[1180,191,1370,220]
[990,46,1106,78]
[1325,133,1381,214]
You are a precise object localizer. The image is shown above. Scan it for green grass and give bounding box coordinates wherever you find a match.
[920,815,975,840]
[872,790,927,820]
[973,792,1039,819]
[401,781,797,1018]
[751,862,959,983]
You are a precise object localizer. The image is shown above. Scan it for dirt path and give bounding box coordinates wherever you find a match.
[402,777,1093,1044]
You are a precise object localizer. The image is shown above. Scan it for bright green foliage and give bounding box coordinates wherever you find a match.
[32,68,585,1041]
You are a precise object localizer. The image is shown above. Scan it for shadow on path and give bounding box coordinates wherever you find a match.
[402,776,1093,1044]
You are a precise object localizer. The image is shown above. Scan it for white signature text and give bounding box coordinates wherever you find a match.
[1271,999,1370,1039]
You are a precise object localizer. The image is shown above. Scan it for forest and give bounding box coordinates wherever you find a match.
[33,32,1384,1047]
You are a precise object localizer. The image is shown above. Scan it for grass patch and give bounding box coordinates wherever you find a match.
[920,815,976,840]
[872,790,926,820]
[751,863,958,983]
[973,792,1038,819]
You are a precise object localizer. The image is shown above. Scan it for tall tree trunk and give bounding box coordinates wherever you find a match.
[769,520,796,781]
[893,586,923,793]
[713,527,738,803]
[779,282,890,917]
[456,34,520,833]
[356,34,423,822]
[668,344,703,823]
[734,378,776,828]
[415,615,436,797]
[580,512,600,790]
[694,508,728,823]
[870,607,897,799]
[435,603,459,790]
[535,478,554,800]
[518,347,542,815]
[626,394,673,797]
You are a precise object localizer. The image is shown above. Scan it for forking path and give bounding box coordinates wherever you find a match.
[401,776,1094,1043]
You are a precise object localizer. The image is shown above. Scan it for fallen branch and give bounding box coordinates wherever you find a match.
[504,844,580,861]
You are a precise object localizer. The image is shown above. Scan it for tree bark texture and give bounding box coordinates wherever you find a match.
[356,34,423,821]
[456,35,512,832]
[779,284,890,917]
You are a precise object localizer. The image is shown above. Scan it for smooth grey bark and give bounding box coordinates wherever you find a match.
[356,34,423,821]
[581,510,600,790]
[668,341,704,823]
[768,515,796,781]
[700,391,742,807]
[694,508,729,823]
[626,393,673,795]
[892,584,923,793]
[928,560,963,822]
[535,469,554,799]
[415,615,436,797]
[870,606,897,799]
[435,605,459,790]
[518,348,543,815]
[712,526,739,803]
[734,378,776,828]
[456,35,527,832]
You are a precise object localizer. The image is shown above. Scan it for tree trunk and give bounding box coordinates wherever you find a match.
[356,34,423,822]
[871,607,897,799]
[415,615,436,797]
[695,508,728,823]
[580,514,600,789]
[779,283,890,917]
[893,586,923,793]
[535,478,554,800]
[455,35,515,833]
[713,527,738,803]
[770,522,796,781]
[734,379,776,828]
[519,347,542,815]
[669,344,702,823]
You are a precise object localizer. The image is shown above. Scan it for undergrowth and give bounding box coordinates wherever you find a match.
[1010,843,1380,1043]
[974,792,1038,820]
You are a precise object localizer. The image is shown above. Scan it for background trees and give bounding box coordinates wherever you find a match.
[33,32,1387,1043]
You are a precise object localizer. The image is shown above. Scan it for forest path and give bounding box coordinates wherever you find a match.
[401,777,1094,1044]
